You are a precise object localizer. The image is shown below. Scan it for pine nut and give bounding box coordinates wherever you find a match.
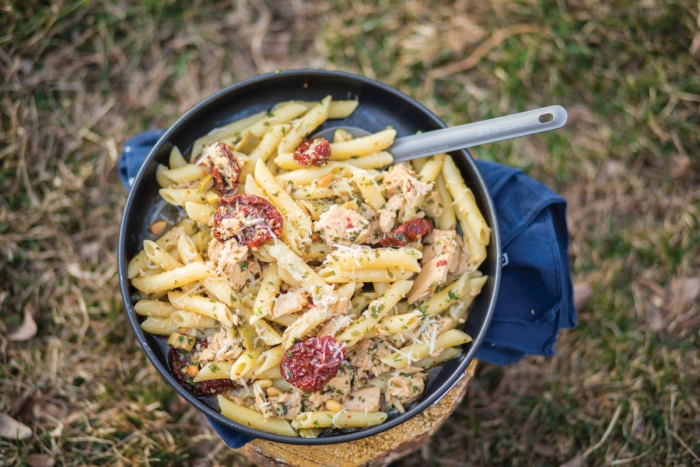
[256,379,273,388]
[326,400,343,412]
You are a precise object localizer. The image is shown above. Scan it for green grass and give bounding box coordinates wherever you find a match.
[1,0,699,465]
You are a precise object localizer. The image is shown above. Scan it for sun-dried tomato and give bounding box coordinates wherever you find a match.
[379,218,434,247]
[214,194,283,249]
[167,347,235,397]
[293,137,332,167]
[197,142,241,194]
[281,336,346,393]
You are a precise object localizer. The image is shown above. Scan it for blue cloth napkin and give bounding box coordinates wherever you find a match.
[119,132,575,447]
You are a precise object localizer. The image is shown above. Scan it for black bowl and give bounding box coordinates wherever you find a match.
[118,69,502,445]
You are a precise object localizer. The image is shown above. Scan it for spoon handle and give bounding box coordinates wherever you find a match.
[390,105,568,162]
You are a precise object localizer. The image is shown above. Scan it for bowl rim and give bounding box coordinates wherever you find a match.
[118,69,502,445]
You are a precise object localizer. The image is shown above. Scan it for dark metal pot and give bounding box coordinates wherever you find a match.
[118,69,501,445]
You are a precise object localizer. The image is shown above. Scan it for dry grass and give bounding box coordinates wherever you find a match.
[1,0,699,465]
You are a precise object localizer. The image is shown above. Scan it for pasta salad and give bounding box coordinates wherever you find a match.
[127,96,490,438]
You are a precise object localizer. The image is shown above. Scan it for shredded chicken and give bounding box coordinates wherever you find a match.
[272,288,309,318]
[342,387,382,412]
[314,205,370,246]
[387,372,426,405]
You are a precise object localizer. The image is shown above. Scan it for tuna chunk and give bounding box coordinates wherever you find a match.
[254,384,275,418]
[423,191,443,218]
[198,329,244,362]
[314,205,371,246]
[316,297,352,337]
[422,229,463,273]
[272,288,309,318]
[378,195,404,233]
[269,392,302,420]
[207,238,250,290]
[342,386,382,412]
[348,338,393,378]
[407,254,450,304]
[387,372,426,405]
[381,163,432,212]
[308,371,352,406]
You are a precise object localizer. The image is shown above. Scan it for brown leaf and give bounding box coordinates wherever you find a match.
[573,282,592,313]
[27,454,55,467]
[670,277,700,307]
[670,154,691,179]
[560,452,583,467]
[533,443,557,457]
[647,303,664,331]
[0,413,32,440]
[8,307,38,341]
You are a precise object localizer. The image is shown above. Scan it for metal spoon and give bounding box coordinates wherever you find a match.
[315,105,568,163]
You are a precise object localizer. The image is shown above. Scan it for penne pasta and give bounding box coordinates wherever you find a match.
[442,155,491,245]
[190,111,267,160]
[193,361,235,382]
[251,263,281,323]
[218,395,298,437]
[329,129,396,160]
[240,123,291,181]
[247,102,308,138]
[380,329,472,369]
[337,280,413,346]
[156,164,175,188]
[134,299,177,318]
[162,164,208,184]
[278,96,331,154]
[168,291,235,328]
[131,262,213,294]
[184,201,215,225]
[274,151,393,171]
[325,247,422,272]
[318,267,414,283]
[230,346,264,379]
[159,187,209,207]
[140,317,180,336]
[252,345,284,376]
[170,310,220,329]
[169,145,188,169]
[254,159,313,240]
[143,240,183,271]
[292,411,387,429]
[435,174,456,231]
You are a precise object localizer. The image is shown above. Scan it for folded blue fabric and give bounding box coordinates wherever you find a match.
[118,132,575,447]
